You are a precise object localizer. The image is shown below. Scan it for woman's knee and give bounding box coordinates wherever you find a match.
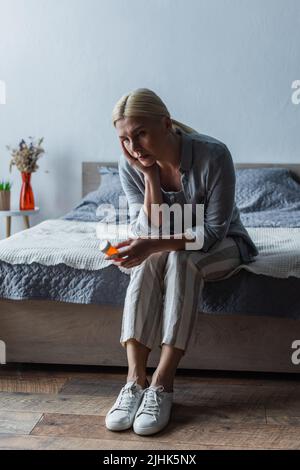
[165,250,199,272]
[133,250,168,274]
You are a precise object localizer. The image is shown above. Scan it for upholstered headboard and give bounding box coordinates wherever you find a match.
[82,161,300,197]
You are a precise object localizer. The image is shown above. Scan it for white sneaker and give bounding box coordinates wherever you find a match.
[105,380,147,431]
[133,385,174,435]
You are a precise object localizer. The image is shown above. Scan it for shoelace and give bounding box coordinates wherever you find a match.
[113,383,142,414]
[138,385,165,421]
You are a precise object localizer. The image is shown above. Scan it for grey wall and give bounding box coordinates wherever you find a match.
[0,0,299,238]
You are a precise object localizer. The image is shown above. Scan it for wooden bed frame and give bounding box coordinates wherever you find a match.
[0,162,300,373]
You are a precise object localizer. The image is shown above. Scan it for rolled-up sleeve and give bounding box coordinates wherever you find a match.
[186,146,235,252]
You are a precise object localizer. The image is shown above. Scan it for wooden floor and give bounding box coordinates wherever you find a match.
[0,364,300,450]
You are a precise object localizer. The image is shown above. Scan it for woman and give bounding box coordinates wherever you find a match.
[105,88,258,436]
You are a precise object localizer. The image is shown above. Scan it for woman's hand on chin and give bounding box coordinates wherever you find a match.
[121,141,159,175]
[104,238,157,268]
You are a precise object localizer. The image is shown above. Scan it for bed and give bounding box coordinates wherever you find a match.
[0,162,299,373]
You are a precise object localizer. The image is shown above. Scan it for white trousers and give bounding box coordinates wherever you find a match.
[120,236,242,355]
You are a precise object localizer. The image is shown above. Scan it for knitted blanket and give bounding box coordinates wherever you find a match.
[0,219,299,279]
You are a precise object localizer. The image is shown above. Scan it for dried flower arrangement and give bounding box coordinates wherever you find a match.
[7,137,45,173]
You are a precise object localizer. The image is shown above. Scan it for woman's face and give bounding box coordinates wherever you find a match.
[115,116,171,167]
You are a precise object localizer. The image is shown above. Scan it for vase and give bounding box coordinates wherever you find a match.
[0,190,10,210]
[20,172,35,210]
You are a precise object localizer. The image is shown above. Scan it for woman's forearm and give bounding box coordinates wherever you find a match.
[151,235,196,253]
[143,167,163,227]
[143,169,196,248]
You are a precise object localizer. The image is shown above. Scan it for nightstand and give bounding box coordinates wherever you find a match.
[0,207,40,238]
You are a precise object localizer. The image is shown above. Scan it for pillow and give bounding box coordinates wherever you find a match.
[62,165,130,223]
[235,168,300,212]
[77,166,125,207]
[235,167,300,227]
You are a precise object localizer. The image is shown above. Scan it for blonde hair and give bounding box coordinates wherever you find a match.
[112,88,199,135]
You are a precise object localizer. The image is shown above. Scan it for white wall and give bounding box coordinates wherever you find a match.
[0,0,299,238]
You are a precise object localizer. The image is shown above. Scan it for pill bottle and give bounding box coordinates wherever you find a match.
[99,240,119,257]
